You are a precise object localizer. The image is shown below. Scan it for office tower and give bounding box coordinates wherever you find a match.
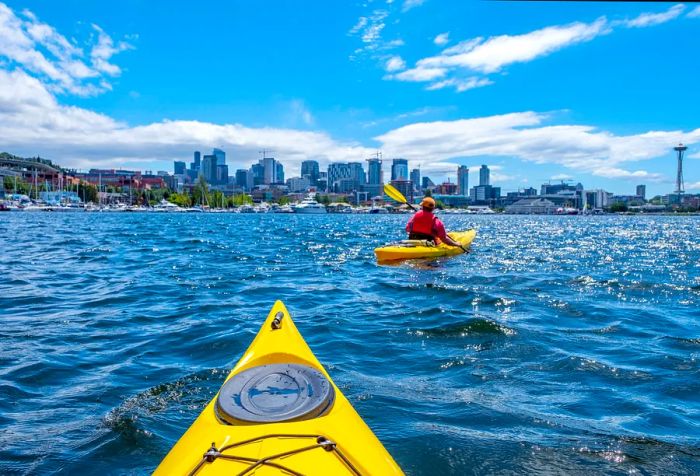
[410,168,421,192]
[202,154,218,184]
[213,148,226,166]
[192,151,201,171]
[235,169,249,190]
[216,164,229,184]
[391,158,409,181]
[275,161,284,183]
[636,185,646,199]
[348,162,366,186]
[458,166,469,195]
[422,176,434,189]
[251,163,265,186]
[479,164,490,186]
[263,157,277,184]
[366,157,383,198]
[174,161,186,175]
[301,160,320,185]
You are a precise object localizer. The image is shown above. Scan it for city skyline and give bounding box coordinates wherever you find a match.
[0,1,699,197]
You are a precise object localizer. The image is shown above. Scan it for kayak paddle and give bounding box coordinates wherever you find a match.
[384,183,416,211]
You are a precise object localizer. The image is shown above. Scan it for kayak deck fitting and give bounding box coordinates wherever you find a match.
[154,301,403,475]
[374,229,477,262]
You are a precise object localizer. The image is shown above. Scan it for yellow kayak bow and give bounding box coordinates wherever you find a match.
[154,301,403,475]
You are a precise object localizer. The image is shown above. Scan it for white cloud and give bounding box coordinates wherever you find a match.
[688,6,700,18]
[418,17,610,75]
[0,68,373,176]
[686,181,700,191]
[0,2,132,96]
[374,112,700,181]
[623,4,685,28]
[385,55,406,72]
[551,174,573,181]
[348,9,403,60]
[402,0,426,13]
[434,32,449,46]
[387,5,688,93]
[425,77,493,92]
[390,66,446,82]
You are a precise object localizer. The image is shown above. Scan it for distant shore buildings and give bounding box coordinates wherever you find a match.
[1,144,698,212]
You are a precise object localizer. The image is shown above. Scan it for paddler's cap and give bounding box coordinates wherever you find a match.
[420,197,436,209]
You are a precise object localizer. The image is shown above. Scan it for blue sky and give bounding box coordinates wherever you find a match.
[1,0,699,196]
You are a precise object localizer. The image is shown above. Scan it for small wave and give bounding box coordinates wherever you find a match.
[410,319,516,338]
[103,368,227,438]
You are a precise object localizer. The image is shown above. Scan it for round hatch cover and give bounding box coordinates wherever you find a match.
[216,363,335,424]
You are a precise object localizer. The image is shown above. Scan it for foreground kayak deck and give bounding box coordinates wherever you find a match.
[374,229,477,262]
[154,301,403,475]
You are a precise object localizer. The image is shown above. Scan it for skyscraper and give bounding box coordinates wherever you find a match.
[479,165,490,186]
[235,169,249,190]
[275,161,284,183]
[391,158,409,181]
[301,160,320,185]
[366,157,383,198]
[216,164,229,184]
[263,157,277,184]
[636,185,646,199]
[410,168,421,193]
[458,166,469,195]
[213,148,226,165]
[328,162,364,193]
[174,161,186,175]
[250,163,265,186]
[192,151,201,171]
[202,154,218,184]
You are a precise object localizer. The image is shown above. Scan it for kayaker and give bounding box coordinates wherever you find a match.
[406,197,465,249]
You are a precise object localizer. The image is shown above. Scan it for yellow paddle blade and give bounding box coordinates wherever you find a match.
[384,183,407,204]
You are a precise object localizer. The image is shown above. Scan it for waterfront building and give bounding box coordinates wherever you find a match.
[391,158,409,181]
[432,194,469,207]
[636,184,646,200]
[582,189,612,210]
[411,168,421,193]
[174,161,186,175]
[301,160,320,185]
[540,181,580,195]
[457,166,469,196]
[470,184,501,205]
[479,165,490,186]
[506,198,557,214]
[437,182,458,195]
[327,162,364,193]
[287,176,310,192]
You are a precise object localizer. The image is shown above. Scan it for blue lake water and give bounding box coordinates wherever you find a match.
[1,213,699,475]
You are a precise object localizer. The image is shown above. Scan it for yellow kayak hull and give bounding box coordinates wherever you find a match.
[374,229,477,262]
[153,301,403,475]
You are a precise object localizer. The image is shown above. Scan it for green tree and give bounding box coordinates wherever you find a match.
[609,202,628,213]
[168,192,192,207]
